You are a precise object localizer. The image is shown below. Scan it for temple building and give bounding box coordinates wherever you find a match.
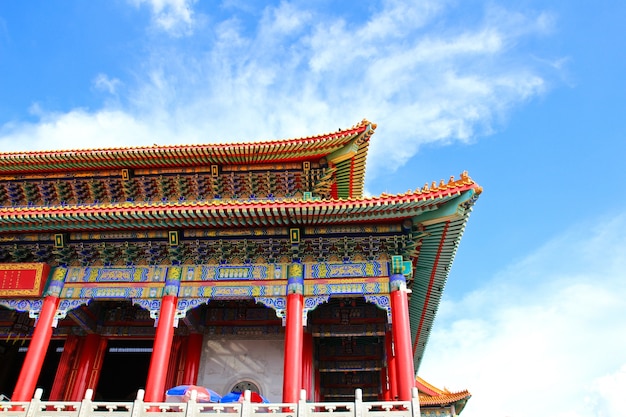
[0,120,477,415]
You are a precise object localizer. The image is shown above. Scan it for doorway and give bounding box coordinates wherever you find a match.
[96,340,152,401]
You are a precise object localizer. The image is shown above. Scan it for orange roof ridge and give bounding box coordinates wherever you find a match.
[377,171,480,199]
[0,119,374,157]
[416,376,445,396]
[416,376,471,409]
[0,173,478,214]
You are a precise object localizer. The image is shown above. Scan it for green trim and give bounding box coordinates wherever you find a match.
[411,189,475,226]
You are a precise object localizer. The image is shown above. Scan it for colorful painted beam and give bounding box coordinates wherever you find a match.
[0,175,480,232]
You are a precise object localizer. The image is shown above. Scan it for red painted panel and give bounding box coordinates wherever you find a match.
[0,263,49,297]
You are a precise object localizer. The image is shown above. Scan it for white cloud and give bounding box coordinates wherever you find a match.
[419,212,626,417]
[1,1,557,180]
[130,0,197,36]
[587,365,626,416]
[93,74,122,95]
[0,109,164,151]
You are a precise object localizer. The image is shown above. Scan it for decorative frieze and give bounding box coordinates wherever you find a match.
[0,234,413,266]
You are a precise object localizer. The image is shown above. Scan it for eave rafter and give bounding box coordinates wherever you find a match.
[0,179,480,233]
[0,121,375,175]
[408,182,480,371]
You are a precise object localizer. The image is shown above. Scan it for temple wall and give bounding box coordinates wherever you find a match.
[197,336,285,402]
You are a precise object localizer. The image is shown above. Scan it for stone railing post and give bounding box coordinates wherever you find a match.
[131,389,145,417]
[241,390,253,417]
[354,389,363,417]
[24,388,43,417]
[77,389,94,417]
[410,387,420,417]
[298,389,308,417]
[184,389,197,417]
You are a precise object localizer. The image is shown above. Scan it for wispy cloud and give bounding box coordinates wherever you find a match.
[129,0,197,36]
[419,212,626,417]
[93,74,122,95]
[1,109,160,151]
[0,1,558,181]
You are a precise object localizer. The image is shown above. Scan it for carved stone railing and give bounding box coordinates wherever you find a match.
[0,388,422,417]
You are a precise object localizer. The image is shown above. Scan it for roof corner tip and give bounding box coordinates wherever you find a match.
[356,119,377,131]
[458,170,482,195]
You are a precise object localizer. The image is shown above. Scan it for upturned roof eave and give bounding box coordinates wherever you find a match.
[408,188,479,372]
[0,180,480,233]
[0,120,374,175]
[415,377,471,412]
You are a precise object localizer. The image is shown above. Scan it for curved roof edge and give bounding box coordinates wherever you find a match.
[0,173,480,233]
[0,119,376,200]
[416,376,471,414]
[0,120,375,172]
[409,182,480,372]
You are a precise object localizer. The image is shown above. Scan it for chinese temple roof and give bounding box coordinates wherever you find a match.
[0,173,479,232]
[0,120,375,199]
[416,376,471,413]
[0,119,481,380]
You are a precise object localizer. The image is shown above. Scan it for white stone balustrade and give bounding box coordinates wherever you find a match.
[0,388,423,417]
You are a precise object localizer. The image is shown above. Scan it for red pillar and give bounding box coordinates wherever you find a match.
[301,332,313,400]
[87,337,108,398]
[314,369,321,402]
[172,336,187,387]
[165,336,183,391]
[69,334,104,401]
[144,294,178,402]
[390,273,416,401]
[282,264,304,403]
[182,333,204,385]
[49,335,79,400]
[380,366,390,400]
[385,330,398,400]
[11,295,60,401]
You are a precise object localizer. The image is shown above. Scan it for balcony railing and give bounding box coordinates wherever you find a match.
[0,388,422,417]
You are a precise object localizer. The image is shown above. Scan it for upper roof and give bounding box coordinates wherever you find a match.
[0,120,375,199]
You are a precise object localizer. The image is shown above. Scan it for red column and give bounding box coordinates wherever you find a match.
[380,366,390,400]
[172,336,187,387]
[385,330,398,400]
[301,332,313,400]
[390,274,416,401]
[87,337,108,397]
[314,369,321,402]
[183,333,204,385]
[49,335,79,400]
[11,295,60,401]
[69,334,103,401]
[165,336,183,391]
[282,264,304,403]
[144,294,178,402]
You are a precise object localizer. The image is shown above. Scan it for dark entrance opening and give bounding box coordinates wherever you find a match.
[0,341,25,400]
[38,340,64,399]
[308,297,388,401]
[0,339,63,401]
[96,340,152,401]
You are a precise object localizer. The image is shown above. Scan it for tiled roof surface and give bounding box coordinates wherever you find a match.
[0,120,374,174]
[0,173,480,232]
[416,376,471,409]
[0,120,375,200]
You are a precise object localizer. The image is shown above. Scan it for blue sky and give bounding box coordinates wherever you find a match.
[1,1,625,415]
